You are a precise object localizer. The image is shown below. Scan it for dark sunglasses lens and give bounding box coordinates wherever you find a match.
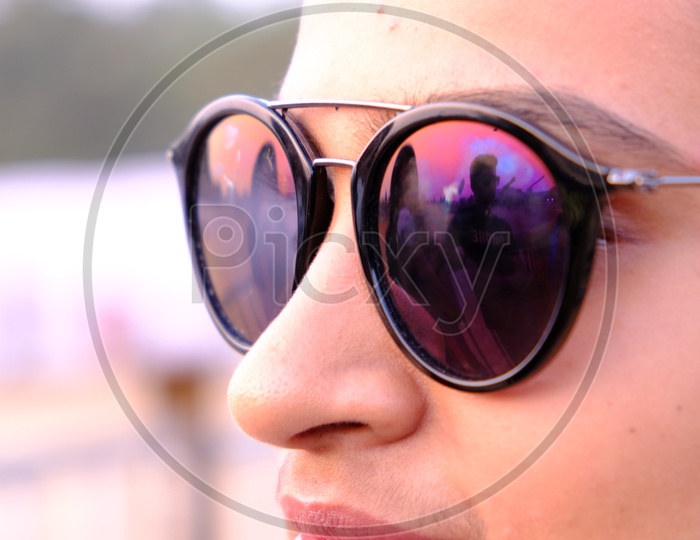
[193,114,298,345]
[378,121,569,384]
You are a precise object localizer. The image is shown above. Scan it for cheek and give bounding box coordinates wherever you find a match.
[506,238,700,535]
[427,233,700,536]
[422,284,606,503]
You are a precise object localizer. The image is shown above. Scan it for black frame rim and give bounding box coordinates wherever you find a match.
[352,102,606,391]
[171,96,610,391]
[171,95,314,352]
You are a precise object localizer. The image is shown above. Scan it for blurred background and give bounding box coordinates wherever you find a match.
[0,0,300,538]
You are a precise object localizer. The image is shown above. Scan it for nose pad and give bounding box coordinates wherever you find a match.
[294,168,335,286]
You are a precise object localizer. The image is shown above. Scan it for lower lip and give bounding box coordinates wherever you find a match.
[291,527,432,540]
[294,536,428,540]
[282,500,432,540]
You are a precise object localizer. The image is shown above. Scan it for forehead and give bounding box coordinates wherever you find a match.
[280,0,700,163]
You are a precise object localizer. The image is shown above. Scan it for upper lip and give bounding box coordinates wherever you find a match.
[280,497,434,539]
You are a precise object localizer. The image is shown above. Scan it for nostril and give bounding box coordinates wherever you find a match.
[292,421,368,447]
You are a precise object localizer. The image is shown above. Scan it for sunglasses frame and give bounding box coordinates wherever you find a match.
[170,94,700,391]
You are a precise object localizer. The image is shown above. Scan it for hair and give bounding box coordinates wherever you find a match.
[470,154,498,180]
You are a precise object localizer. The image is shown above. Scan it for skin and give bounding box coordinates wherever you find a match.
[227,1,700,538]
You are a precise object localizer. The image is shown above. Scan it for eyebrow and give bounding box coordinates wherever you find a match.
[430,88,693,171]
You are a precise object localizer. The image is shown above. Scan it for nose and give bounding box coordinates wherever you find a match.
[227,183,428,450]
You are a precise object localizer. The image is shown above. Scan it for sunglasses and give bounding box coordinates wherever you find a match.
[169,95,700,391]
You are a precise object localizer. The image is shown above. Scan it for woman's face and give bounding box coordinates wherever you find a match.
[227,1,700,538]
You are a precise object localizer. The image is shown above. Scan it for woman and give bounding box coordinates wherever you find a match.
[172,1,700,537]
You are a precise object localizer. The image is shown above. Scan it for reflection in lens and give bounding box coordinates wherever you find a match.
[202,215,246,258]
[378,121,569,383]
[194,114,297,345]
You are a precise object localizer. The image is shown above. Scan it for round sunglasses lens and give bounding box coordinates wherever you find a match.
[378,121,569,384]
[193,114,298,345]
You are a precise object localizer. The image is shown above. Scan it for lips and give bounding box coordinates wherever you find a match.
[281,498,433,540]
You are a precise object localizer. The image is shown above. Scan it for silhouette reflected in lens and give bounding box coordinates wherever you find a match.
[379,121,569,382]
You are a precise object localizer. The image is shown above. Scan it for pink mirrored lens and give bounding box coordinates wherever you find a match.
[378,121,568,382]
[195,114,297,344]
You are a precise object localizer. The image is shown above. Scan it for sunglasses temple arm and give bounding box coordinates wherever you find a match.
[606,168,700,190]
[656,176,700,186]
